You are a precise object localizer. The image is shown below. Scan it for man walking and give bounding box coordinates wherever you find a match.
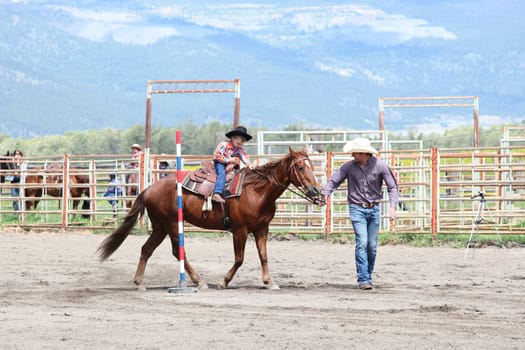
[321,138,398,290]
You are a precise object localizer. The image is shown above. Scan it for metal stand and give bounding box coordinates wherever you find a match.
[464,191,501,259]
[168,282,197,294]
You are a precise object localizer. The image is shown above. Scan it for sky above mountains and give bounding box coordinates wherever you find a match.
[1,0,524,137]
[49,2,457,46]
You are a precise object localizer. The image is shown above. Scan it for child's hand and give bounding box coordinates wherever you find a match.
[228,157,240,165]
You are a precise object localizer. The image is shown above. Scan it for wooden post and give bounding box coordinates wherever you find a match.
[431,147,438,240]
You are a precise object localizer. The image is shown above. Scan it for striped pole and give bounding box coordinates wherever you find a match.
[176,130,186,285]
[168,130,197,293]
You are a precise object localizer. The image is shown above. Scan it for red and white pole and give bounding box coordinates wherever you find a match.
[168,130,196,293]
[175,130,186,285]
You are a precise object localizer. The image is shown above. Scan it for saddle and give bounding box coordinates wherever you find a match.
[182,160,245,204]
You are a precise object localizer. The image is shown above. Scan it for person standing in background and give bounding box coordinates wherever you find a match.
[158,154,171,179]
[129,144,143,168]
[9,150,26,211]
[104,173,123,216]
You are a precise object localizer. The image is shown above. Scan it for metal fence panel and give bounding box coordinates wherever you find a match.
[1,149,524,235]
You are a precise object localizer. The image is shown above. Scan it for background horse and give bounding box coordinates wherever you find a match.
[24,163,90,214]
[0,151,15,193]
[98,147,322,290]
[24,170,43,210]
[124,170,138,209]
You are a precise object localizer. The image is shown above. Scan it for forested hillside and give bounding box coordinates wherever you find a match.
[1,122,522,157]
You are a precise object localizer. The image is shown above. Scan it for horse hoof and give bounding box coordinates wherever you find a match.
[136,284,146,292]
[268,283,280,290]
[217,281,227,289]
[198,282,209,290]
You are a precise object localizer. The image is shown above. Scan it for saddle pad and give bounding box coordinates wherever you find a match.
[182,172,202,194]
[224,171,245,198]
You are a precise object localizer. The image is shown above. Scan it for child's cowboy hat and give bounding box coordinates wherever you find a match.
[225,126,252,141]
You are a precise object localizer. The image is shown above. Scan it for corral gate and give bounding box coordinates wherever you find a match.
[143,79,241,190]
[379,96,480,147]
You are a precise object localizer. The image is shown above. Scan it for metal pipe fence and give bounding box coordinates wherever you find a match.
[1,148,524,235]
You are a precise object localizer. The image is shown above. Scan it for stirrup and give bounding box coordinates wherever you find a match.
[222,216,231,229]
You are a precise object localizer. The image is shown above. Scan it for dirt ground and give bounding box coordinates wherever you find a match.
[0,229,524,350]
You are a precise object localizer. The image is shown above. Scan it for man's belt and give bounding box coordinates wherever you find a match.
[355,202,379,208]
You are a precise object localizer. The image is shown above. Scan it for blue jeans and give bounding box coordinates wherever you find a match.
[213,160,226,195]
[11,187,20,211]
[104,191,121,206]
[349,204,381,286]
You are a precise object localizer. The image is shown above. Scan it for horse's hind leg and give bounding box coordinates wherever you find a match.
[71,199,80,217]
[254,228,279,290]
[133,226,166,291]
[219,229,248,289]
[167,232,207,290]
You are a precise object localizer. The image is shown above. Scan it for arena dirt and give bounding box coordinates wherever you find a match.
[1,230,524,349]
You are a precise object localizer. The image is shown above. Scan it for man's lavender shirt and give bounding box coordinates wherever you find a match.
[321,156,399,208]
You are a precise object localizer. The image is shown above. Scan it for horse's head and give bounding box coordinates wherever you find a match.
[287,146,322,202]
[46,162,64,183]
[0,151,16,182]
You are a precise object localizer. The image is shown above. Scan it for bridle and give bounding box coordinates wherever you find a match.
[251,156,320,203]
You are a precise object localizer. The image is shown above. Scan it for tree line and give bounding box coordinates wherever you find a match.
[0,121,522,157]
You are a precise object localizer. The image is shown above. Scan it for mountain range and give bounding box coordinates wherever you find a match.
[1,0,524,138]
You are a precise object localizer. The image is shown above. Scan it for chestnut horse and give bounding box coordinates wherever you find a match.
[124,170,138,209]
[97,147,322,290]
[24,163,91,213]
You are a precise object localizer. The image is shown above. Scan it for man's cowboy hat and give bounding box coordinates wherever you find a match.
[342,138,378,155]
[225,126,253,141]
[130,143,142,150]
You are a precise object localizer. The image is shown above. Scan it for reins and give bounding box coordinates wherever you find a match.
[288,157,319,203]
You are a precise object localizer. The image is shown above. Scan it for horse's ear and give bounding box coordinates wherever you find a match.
[301,145,308,154]
[288,146,295,155]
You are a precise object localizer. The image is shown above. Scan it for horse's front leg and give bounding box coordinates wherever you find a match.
[72,199,80,212]
[254,228,279,290]
[219,229,248,289]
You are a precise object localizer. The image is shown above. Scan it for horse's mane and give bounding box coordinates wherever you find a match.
[243,152,296,190]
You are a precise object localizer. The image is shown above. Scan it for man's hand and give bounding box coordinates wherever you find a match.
[389,207,396,221]
[314,194,327,206]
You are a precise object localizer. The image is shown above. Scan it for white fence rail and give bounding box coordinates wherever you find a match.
[1,148,524,236]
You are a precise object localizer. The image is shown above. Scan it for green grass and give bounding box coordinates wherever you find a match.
[270,231,525,248]
[0,196,125,229]
[379,233,525,248]
[2,197,525,248]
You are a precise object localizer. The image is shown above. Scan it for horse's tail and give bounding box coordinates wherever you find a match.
[97,190,147,261]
